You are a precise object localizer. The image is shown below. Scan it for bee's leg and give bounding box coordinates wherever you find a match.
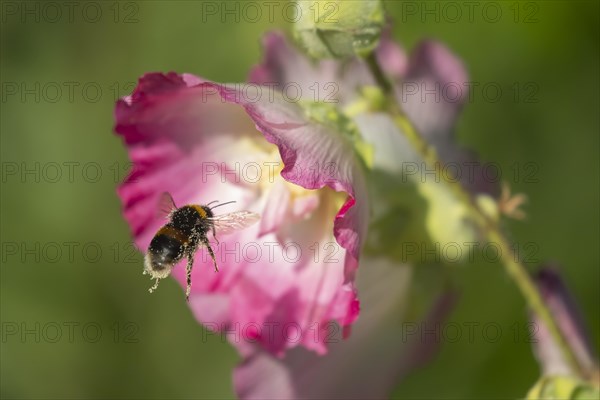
[185,254,194,301]
[212,226,219,245]
[201,236,219,272]
[149,278,160,293]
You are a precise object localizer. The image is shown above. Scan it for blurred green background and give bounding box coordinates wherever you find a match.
[1,1,598,398]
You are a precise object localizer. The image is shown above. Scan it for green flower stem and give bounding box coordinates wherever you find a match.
[365,52,587,379]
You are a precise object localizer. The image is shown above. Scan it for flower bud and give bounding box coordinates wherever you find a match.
[292,0,385,59]
[526,376,599,399]
[531,266,598,377]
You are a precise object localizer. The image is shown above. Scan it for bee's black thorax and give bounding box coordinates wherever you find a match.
[171,205,214,235]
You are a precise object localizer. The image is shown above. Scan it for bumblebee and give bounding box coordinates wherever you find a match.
[144,192,259,300]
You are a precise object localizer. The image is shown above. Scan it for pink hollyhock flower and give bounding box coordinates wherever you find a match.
[115,28,487,398]
[115,72,368,356]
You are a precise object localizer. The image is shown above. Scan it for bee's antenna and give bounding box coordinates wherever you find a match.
[206,200,219,207]
[210,200,236,210]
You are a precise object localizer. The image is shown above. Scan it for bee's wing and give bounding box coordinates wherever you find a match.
[210,211,260,236]
[156,192,177,219]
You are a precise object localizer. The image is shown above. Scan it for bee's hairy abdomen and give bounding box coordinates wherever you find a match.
[147,225,187,270]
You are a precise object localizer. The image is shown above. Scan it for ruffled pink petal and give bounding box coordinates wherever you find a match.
[205,82,369,262]
[115,72,366,356]
[234,259,458,399]
[116,72,255,147]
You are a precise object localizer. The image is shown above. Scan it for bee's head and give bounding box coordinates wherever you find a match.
[201,205,214,219]
[205,200,236,216]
